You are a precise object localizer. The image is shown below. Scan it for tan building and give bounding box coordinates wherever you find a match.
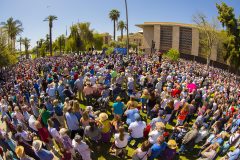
[117,32,144,50]
[100,32,112,45]
[136,22,220,62]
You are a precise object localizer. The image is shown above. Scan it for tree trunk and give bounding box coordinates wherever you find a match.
[20,40,22,52]
[50,26,52,56]
[113,20,116,41]
[206,57,210,70]
[125,0,129,56]
[121,29,123,41]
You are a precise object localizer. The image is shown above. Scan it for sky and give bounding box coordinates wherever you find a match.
[1,0,240,48]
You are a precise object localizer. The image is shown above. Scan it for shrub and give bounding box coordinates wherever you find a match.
[165,48,180,61]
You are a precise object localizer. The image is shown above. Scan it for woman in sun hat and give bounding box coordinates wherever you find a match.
[161,139,177,160]
[97,112,112,143]
[15,145,33,160]
[32,140,54,160]
[148,122,166,144]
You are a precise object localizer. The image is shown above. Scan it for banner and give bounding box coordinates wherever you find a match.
[114,48,127,55]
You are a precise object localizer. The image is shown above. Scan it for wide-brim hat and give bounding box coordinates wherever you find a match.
[155,122,165,130]
[116,96,122,101]
[15,146,24,158]
[99,112,108,121]
[167,139,177,149]
[59,128,68,136]
[32,140,43,151]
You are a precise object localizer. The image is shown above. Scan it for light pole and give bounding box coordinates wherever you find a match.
[124,0,129,57]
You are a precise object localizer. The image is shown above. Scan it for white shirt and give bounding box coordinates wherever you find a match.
[72,140,91,160]
[128,121,146,138]
[148,130,163,144]
[28,115,37,131]
[114,133,130,148]
[195,129,209,143]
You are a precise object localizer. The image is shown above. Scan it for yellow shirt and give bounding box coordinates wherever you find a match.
[100,120,111,133]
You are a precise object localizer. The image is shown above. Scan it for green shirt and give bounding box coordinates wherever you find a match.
[40,109,51,126]
[111,70,117,78]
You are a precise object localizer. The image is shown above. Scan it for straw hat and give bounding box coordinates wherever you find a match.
[167,139,178,149]
[15,146,24,158]
[155,122,165,130]
[99,112,108,121]
[32,140,43,151]
[116,96,122,101]
[59,128,68,136]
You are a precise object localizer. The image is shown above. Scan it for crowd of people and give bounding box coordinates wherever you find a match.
[0,52,239,160]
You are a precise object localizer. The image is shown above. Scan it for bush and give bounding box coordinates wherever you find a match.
[105,47,114,55]
[165,48,180,61]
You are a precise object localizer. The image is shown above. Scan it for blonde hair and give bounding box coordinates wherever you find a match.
[53,99,58,106]
[72,100,80,112]
[82,111,89,121]
[181,103,189,112]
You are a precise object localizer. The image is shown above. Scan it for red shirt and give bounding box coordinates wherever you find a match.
[37,127,49,143]
[171,89,181,97]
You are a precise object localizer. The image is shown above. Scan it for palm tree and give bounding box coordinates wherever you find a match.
[17,37,22,52]
[22,37,30,59]
[117,20,126,41]
[44,15,58,56]
[109,9,120,41]
[1,17,23,51]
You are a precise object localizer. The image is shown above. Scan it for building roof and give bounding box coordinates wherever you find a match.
[136,22,197,28]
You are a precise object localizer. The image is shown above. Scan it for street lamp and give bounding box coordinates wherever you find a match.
[124,0,129,57]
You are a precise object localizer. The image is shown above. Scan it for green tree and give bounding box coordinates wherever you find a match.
[56,34,65,54]
[193,13,219,69]
[69,24,82,53]
[0,33,17,66]
[1,17,23,51]
[93,33,103,50]
[22,37,30,59]
[78,22,94,50]
[166,48,180,61]
[117,20,126,41]
[44,15,58,56]
[216,2,240,69]
[109,9,120,41]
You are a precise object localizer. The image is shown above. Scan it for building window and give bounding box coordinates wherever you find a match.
[179,27,192,54]
[160,26,173,52]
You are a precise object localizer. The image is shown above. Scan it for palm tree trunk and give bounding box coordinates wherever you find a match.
[121,29,123,41]
[20,41,22,52]
[125,0,129,56]
[114,20,116,41]
[50,26,52,56]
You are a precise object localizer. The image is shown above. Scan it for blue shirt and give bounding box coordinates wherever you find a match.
[149,142,167,160]
[54,104,63,116]
[65,112,79,130]
[125,108,139,125]
[228,148,240,160]
[36,148,54,160]
[113,102,125,115]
